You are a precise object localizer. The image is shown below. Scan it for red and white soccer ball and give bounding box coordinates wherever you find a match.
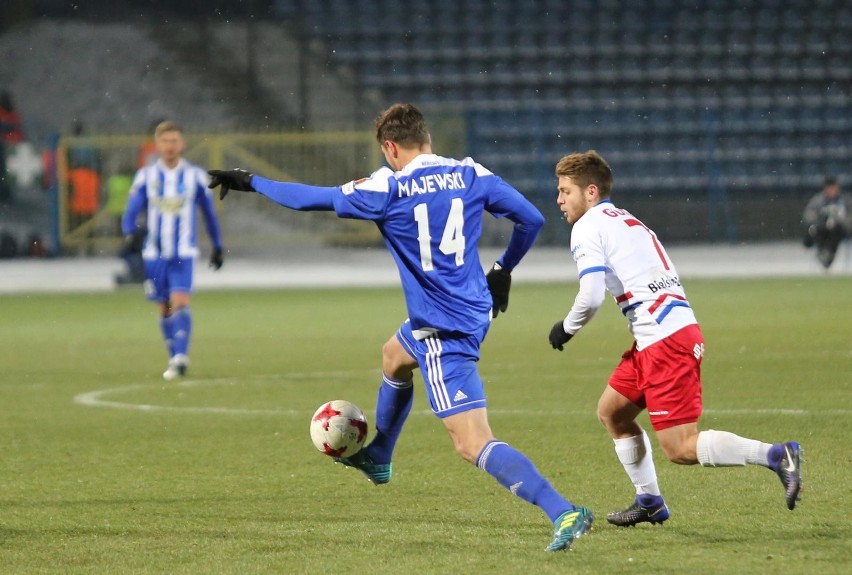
[309,400,369,457]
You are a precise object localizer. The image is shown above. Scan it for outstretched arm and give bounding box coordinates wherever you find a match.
[208,169,337,211]
[251,176,337,211]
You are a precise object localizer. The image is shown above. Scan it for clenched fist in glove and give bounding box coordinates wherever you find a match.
[208,169,255,200]
[486,262,512,318]
[549,320,574,351]
[209,247,224,270]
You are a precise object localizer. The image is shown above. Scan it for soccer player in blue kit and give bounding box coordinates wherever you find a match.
[208,103,592,551]
[122,121,224,380]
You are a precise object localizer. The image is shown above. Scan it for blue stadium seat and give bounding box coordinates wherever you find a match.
[291,1,849,240]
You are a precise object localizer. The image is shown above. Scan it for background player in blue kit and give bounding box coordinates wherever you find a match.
[122,121,224,381]
[208,103,592,552]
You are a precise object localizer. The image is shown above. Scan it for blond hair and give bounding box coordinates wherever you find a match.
[154,120,182,139]
[555,150,613,198]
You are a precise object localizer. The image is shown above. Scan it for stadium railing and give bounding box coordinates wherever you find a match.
[55,131,382,256]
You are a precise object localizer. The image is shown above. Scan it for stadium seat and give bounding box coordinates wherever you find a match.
[285,1,851,243]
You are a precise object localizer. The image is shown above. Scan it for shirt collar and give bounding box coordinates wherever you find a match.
[157,158,185,173]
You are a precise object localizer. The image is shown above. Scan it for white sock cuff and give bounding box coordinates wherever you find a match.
[696,430,713,466]
[382,374,414,389]
[614,431,648,465]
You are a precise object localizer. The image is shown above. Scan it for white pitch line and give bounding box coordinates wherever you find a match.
[72,372,373,416]
[73,377,850,417]
[73,383,297,415]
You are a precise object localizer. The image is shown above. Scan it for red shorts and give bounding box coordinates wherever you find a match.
[608,324,704,431]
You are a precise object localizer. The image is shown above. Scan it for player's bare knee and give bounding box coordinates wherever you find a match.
[447,431,488,464]
[168,298,190,315]
[596,399,619,427]
[596,406,613,427]
[659,440,697,465]
[456,443,479,464]
[381,338,398,366]
[597,409,641,438]
[381,336,416,379]
[445,435,473,463]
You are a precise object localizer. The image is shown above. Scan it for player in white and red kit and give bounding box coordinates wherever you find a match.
[548,150,802,526]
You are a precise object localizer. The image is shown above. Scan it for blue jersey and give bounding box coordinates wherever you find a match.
[122,159,222,261]
[332,154,543,336]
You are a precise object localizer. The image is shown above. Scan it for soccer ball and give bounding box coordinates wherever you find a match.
[309,400,369,457]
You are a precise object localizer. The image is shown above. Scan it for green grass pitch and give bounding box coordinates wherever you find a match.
[1,277,850,574]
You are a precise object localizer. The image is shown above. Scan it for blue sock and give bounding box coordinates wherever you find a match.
[767,443,785,471]
[160,315,175,357]
[476,440,574,523]
[170,307,192,357]
[365,374,413,464]
[637,493,665,508]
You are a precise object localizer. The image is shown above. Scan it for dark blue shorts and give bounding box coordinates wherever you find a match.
[143,258,194,303]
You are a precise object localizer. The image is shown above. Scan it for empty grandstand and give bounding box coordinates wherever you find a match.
[1,0,849,249]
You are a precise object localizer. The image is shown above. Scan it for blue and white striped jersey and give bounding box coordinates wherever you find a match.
[333,154,543,336]
[122,159,222,260]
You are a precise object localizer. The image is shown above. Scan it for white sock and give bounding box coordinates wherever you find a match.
[614,430,661,496]
[696,429,772,467]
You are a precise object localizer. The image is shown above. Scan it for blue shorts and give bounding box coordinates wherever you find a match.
[396,320,490,418]
[143,258,194,303]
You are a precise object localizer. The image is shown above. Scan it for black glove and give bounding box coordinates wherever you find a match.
[549,321,574,351]
[208,169,255,200]
[486,262,512,317]
[209,247,224,270]
[121,230,144,255]
[121,233,135,254]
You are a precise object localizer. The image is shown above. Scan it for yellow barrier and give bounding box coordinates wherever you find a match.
[57,131,382,254]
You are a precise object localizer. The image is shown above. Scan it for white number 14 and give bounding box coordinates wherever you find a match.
[413,198,465,271]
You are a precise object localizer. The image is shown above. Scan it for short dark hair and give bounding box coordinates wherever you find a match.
[374,103,430,148]
[824,175,838,187]
[555,150,613,198]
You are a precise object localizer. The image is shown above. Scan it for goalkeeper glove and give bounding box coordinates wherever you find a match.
[208,169,255,200]
[486,262,512,318]
[549,320,574,351]
[209,247,224,270]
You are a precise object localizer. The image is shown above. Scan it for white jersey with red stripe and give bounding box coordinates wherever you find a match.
[570,199,697,350]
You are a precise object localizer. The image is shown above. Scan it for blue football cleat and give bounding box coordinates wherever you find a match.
[775,442,803,510]
[333,449,392,485]
[545,506,594,551]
